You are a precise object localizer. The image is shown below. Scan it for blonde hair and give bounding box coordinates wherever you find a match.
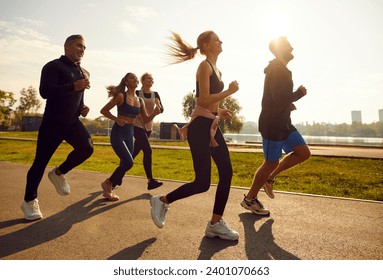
[106,73,132,97]
[140,72,152,84]
[166,31,215,64]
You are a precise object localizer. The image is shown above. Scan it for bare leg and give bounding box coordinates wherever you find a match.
[211,214,222,224]
[269,144,311,179]
[246,160,279,199]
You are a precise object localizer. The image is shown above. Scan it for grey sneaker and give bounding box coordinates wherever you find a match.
[240,195,270,216]
[263,178,275,199]
[21,199,43,220]
[48,167,70,196]
[205,219,239,241]
[150,195,169,228]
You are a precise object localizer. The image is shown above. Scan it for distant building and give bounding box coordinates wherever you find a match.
[379,109,383,122]
[160,122,187,140]
[351,111,362,123]
[22,116,43,131]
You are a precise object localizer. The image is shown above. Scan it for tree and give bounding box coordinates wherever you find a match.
[218,96,245,133]
[0,89,16,129]
[181,90,196,120]
[17,86,42,115]
[181,91,244,133]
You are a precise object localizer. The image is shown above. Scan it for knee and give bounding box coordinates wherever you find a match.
[264,160,279,171]
[220,165,233,183]
[300,146,311,162]
[77,143,93,161]
[121,159,133,171]
[194,177,211,193]
[84,144,94,159]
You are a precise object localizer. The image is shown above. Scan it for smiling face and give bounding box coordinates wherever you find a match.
[141,73,154,88]
[207,32,223,55]
[197,31,223,56]
[125,73,139,89]
[65,37,86,63]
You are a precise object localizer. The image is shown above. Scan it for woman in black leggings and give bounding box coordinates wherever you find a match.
[133,73,164,190]
[150,30,240,241]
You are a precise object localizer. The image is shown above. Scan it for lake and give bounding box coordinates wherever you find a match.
[224,133,383,147]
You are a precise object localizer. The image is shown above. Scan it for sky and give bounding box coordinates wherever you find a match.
[1,0,382,125]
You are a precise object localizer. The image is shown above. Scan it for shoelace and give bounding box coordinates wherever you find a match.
[32,200,40,211]
[160,204,169,219]
[218,219,237,235]
[219,219,231,230]
[251,198,264,208]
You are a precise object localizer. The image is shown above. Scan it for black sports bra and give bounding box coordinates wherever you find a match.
[117,92,141,118]
[195,60,224,97]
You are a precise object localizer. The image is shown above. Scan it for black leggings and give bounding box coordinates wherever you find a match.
[166,117,233,216]
[24,120,93,201]
[132,126,153,179]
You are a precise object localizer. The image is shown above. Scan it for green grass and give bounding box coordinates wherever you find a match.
[0,132,382,201]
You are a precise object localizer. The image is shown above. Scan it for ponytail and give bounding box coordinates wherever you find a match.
[166,31,215,65]
[106,73,131,97]
[166,31,199,64]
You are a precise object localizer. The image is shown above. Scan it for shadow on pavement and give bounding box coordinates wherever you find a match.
[0,192,151,259]
[239,213,300,260]
[198,238,239,260]
[108,238,157,260]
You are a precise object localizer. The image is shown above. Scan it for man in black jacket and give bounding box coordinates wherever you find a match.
[241,37,311,215]
[21,34,94,220]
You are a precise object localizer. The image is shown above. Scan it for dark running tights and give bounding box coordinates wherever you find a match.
[24,120,93,201]
[132,126,153,179]
[109,123,134,186]
[166,117,233,216]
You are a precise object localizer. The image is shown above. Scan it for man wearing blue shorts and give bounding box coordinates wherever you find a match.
[241,37,311,215]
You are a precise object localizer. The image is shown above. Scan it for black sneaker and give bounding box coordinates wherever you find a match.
[148,179,163,190]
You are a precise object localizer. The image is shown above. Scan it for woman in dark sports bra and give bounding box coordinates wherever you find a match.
[100,72,161,200]
[150,31,240,241]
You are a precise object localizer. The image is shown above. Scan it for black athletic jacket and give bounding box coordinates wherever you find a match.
[39,55,90,125]
[258,59,305,141]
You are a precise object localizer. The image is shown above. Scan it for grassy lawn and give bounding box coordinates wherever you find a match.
[1,131,382,201]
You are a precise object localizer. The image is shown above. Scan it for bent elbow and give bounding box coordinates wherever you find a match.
[100,108,107,116]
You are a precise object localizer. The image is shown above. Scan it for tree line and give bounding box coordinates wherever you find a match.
[0,87,42,130]
[1,86,382,138]
[241,121,383,138]
[0,87,246,133]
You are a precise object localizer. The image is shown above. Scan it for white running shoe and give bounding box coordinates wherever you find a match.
[240,195,270,216]
[21,199,43,220]
[48,167,70,196]
[263,178,275,199]
[150,195,169,228]
[205,219,239,241]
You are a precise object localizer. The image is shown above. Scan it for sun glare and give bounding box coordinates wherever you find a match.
[260,10,290,41]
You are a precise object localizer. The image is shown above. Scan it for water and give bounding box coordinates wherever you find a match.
[224,133,383,147]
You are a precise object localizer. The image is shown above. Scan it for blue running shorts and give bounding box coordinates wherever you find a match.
[262,131,306,162]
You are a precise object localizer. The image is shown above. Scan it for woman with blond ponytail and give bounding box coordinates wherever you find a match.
[150,31,240,241]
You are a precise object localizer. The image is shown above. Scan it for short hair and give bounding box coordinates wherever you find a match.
[269,36,289,56]
[65,34,84,45]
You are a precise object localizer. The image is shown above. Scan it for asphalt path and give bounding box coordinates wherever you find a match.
[0,161,382,260]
